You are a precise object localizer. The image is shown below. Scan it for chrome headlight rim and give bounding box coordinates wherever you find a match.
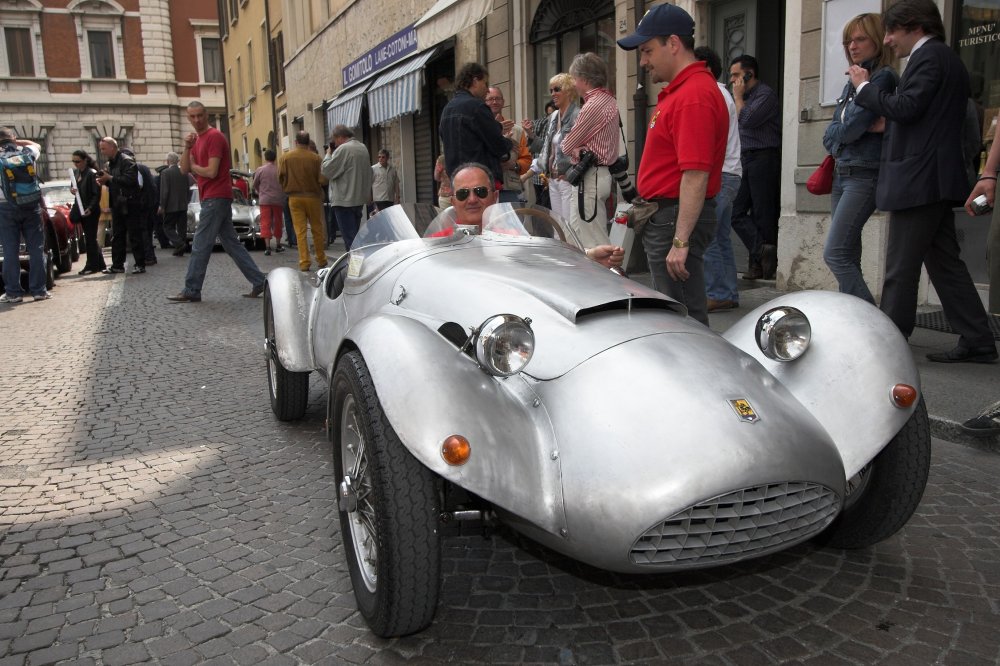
[755,306,811,362]
[474,314,534,377]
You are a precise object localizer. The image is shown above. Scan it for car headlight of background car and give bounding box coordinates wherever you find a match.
[475,314,534,377]
[755,306,811,362]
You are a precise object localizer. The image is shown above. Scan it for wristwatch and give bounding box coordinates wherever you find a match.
[672,237,689,248]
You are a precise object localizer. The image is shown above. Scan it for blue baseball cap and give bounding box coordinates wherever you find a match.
[617,3,696,51]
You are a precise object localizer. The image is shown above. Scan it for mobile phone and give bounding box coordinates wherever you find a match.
[743,72,751,84]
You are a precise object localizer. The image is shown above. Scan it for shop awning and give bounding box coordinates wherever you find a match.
[366,48,439,126]
[414,0,493,50]
[325,81,373,129]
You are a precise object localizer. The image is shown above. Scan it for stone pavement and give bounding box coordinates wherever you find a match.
[0,244,998,665]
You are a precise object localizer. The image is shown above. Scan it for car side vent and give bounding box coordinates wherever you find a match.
[576,298,679,320]
[438,322,472,355]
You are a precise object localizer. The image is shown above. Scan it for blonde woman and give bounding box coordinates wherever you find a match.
[821,13,897,303]
[524,72,579,222]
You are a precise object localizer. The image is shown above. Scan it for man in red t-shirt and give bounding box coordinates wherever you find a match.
[618,4,727,325]
[168,101,266,303]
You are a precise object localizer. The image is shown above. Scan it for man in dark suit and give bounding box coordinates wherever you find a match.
[850,0,996,363]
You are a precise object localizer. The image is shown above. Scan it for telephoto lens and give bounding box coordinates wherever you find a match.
[608,155,637,203]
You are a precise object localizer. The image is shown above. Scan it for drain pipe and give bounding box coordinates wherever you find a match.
[631,0,647,169]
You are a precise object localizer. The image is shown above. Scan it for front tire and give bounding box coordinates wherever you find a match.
[264,288,309,420]
[823,398,931,549]
[330,350,441,637]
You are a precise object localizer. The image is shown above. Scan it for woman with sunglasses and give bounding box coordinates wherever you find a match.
[70,149,106,275]
[524,73,579,222]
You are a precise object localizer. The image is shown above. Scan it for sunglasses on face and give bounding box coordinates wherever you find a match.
[454,186,490,201]
[71,159,82,164]
[550,87,562,93]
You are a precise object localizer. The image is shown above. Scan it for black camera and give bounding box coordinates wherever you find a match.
[609,154,637,203]
[565,149,597,186]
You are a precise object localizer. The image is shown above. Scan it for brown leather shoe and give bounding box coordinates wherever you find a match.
[167,292,201,303]
[707,298,738,312]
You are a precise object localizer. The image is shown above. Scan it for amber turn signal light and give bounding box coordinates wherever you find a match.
[891,384,918,408]
[441,435,471,466]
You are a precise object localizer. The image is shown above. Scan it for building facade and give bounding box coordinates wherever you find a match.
[219,0,284,172]
[0,0,224,176]
[239,0,996,302]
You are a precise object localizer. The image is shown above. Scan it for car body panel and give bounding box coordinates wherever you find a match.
[265,203,924,575]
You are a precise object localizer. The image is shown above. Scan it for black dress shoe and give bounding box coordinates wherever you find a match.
[926,344,998,364]
[78,268,96,276]
[172,249,186,257]
[146,258,158,266]
[743,262,763,280]
[243,283,265,298]
[131,266,146,274]
[104,266,125,274]
[167,292,201,302]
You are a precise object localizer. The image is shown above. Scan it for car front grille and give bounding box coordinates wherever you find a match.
[630,482,839,567]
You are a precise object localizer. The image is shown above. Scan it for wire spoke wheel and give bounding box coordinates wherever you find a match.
[330,350,442,637]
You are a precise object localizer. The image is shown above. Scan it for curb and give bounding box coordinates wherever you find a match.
[930,415,1000,452]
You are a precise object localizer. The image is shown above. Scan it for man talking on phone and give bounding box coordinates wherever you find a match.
[729,54,780,281]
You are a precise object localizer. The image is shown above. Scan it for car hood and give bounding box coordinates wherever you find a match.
[393,241,704,380]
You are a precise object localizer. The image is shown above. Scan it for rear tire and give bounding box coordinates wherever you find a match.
[264,288,309,420]
[330,350,441,637]
[822,398,930,549]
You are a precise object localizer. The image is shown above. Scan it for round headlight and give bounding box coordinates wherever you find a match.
[475,314,534,377]
[755,306,811,362]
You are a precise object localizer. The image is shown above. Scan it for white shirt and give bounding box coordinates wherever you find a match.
[717,82,743,177]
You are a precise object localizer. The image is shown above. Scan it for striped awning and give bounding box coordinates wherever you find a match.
[366,48,439,126]
[325,81,373,129]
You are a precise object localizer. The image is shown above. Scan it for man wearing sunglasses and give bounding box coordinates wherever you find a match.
[450,164,622,268]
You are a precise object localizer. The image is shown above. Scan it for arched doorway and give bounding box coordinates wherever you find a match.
[529,0,615,117]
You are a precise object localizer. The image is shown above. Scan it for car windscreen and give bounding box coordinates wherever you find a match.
[42,185,75,207]
[352,204,438,251]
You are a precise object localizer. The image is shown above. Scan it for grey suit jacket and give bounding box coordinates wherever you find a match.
[854,39,970,211]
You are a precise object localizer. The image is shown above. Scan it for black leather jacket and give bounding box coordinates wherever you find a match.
[106,150,139,205]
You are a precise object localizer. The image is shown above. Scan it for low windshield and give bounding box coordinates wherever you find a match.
[42,185,75,207]
[350,202,581,252]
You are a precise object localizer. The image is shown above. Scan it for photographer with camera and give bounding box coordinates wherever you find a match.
[618,4,728,326]
[560,53,621,249]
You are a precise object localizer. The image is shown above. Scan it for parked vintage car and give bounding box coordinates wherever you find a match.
[186,172,261,250]
[262,203,930,638]
[40,180,80,274]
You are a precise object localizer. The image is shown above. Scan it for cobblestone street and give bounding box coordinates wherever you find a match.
[1,250,999,665]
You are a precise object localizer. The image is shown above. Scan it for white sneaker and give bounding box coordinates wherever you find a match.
[32,292,52,301]
[0,293,23,304]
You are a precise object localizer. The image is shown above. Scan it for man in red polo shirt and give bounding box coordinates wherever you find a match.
[618,4,727,325]
[168,101,266,302]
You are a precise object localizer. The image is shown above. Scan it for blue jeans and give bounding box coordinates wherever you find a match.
[643,198,717,326]
[0,201,45,297]
[703,172,742,302]
[824,168,877,304]
[182,198,265,298]
[333,205,363,250]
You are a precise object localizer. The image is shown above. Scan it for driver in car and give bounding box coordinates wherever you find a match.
[450,163,624,269]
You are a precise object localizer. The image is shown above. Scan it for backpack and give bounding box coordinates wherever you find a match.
[136,162,158,212]
[0,145,42,209]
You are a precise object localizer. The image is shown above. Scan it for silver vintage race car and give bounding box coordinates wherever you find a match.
[263,203,930,637]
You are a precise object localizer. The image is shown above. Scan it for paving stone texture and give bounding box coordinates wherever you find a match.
[0,247,998,664]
